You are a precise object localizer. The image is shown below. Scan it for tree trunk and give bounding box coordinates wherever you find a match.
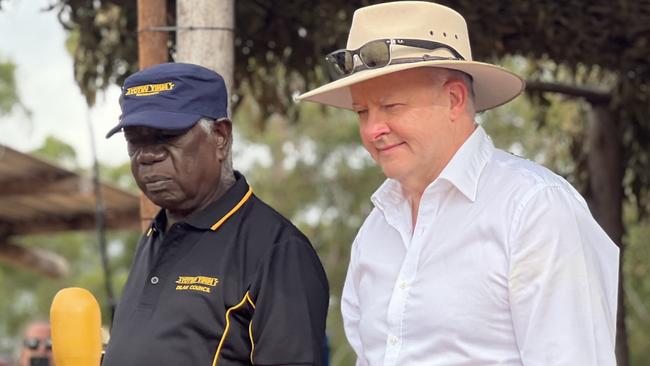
[136,0,168,231]
[585,103,628,366]
[176,0,235,106]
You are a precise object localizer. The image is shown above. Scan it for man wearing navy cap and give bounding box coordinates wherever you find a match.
[103,63,329,366]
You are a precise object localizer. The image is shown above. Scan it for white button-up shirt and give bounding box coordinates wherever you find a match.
[342,126,619,366]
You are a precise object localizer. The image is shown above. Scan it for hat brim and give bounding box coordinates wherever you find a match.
[296,60,525,112]
[105,110,204,138]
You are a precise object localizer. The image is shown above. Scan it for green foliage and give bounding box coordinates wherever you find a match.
[31,135,78,169]
[50,0,650,219]
[0,229,140,355]
[0,138,141,357]
[0,55,31,124]
[99,161,137,192]
[482,57,591,187]
[0,58,18,115]
[0,57,29,118]
[51,0,138,106]
[624,212,650,366]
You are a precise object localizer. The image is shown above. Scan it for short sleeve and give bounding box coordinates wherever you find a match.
[248,236,329,366]
[508,185,619,365]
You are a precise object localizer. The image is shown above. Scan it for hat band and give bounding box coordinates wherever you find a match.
[325,38,465,81]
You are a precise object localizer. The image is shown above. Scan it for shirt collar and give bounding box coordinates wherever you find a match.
[437,125,494,202]
[149,171,253,232]
[186,171,253,230]
[151,209,167,234]
[372,125,494,207]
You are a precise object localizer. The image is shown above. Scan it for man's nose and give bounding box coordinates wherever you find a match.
[136,145,167,165]
[364,110,391,141]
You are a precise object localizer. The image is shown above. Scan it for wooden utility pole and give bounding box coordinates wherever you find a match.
[176,0,235,102]
[138,0,169,69]
[137,0,168,230]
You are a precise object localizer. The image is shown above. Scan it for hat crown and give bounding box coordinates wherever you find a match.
[297,1,524,113]
[106,62,229,138]
[121,63,228,118]
[347,1,472,61]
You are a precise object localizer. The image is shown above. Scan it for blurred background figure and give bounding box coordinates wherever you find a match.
[0,353,14,366]
[19,321,53,366]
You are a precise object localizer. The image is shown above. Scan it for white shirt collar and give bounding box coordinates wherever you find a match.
[372,125,494,209]
[438,124,494,202]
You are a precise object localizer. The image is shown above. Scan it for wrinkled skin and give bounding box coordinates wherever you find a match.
[125,120,232,228]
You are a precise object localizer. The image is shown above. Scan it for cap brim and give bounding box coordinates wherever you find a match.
[296,60,525,112]
[106,110,203,138]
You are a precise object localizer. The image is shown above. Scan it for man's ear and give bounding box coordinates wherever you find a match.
[446,79,469,121]
[213,119,232,158]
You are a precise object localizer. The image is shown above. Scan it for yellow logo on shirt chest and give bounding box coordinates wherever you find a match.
[175,275,219,294]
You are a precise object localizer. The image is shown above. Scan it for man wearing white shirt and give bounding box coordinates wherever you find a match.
[298,2,619,365]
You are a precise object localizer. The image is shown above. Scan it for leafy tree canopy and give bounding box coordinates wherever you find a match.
[31,135,78,169]
[0,58,23,116]
[45,0,649,217]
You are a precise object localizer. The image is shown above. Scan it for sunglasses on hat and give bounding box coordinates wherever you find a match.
[325,38,465,81]
[23,338,52,351]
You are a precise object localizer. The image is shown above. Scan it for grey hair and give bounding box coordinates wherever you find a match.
[198,118,235,184]
[429,68,476,116]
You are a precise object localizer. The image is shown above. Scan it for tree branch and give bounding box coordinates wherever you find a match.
[525,80,611,105]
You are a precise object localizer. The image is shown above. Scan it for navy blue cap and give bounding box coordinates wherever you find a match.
[106,62,229,138]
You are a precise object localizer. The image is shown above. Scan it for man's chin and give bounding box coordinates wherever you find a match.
[380,165,405,180]
[145,191,184,210]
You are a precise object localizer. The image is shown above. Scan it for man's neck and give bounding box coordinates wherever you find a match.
[400,122,477,227]
[164,173,237,231]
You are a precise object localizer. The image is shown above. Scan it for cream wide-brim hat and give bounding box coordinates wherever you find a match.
[297,1,525,112]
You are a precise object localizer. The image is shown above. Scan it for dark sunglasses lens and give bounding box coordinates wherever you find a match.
[24,338,39,350]
[359,40,390,68]
[23,338,52,351]
[325,51,353,79]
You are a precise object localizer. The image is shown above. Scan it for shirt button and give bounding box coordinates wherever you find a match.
[150,276,159,285]
[399,281,407,290]
[389,335,398,345]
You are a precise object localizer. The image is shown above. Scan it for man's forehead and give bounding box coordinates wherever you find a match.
[25,323,50,337]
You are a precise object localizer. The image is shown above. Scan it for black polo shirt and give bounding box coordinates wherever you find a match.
[102,173,329,366]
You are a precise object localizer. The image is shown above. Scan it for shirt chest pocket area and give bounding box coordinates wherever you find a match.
[156,274,224,324]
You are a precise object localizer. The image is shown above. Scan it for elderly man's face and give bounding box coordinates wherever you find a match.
[125,121,230,215]
[350,68,459,187]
